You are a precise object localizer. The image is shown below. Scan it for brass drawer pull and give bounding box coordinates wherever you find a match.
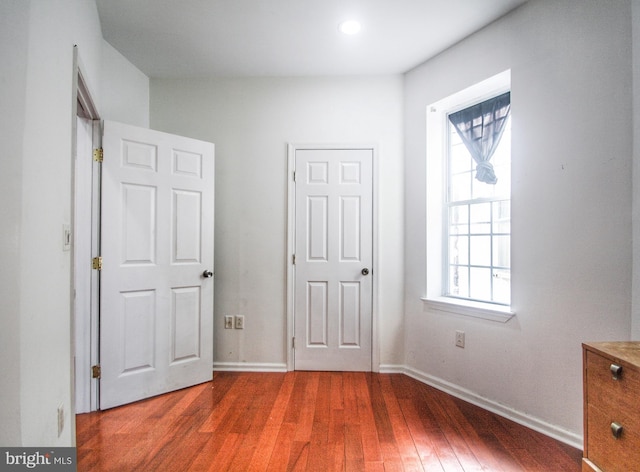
[610,363,623,380]
[611,422,624,439]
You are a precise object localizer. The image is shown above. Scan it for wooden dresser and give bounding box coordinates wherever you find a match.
[582,342,640,472]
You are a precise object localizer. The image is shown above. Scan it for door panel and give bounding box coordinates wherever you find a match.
[173,190,202,263]
[308,196,328,260]
[307,281,328,346]
[171,286,201,362]
[120,290,155,374]
[340,196,361,260]
[122,183,156,264]
[100,120,214,409]
[294,148,373,371]
[340,281,361,346]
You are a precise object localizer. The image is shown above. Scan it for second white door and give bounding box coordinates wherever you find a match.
[293,147,373,371]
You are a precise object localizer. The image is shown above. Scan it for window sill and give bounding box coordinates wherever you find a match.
[421,297,515,323]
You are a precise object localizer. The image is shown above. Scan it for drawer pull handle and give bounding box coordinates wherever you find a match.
[610,363,623,380]
[611,422,624,439]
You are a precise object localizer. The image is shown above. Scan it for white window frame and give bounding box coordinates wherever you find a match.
[422,70,515,323]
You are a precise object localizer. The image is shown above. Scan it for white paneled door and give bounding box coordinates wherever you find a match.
[293,148,373,371]
[100,121,214,409]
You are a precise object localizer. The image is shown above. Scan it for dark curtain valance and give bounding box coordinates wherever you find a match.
[448,91,511,185]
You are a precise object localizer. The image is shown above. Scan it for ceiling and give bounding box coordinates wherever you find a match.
[96,0,528,79]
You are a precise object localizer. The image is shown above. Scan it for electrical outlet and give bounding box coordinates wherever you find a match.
[57,404,64,437]
[455,330,465,348]
[234,315,244,329]
[224,316,233,329]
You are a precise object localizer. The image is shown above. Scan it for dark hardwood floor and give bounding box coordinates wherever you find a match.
[76,372,582,471]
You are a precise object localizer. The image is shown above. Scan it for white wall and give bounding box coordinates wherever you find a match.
[404,0,632,446]
[150,77,405,369]
[0,0,149,446]
[0,0,30,446]
[632,0,640,340]
[18,0,103,447]
[101,40,150,128]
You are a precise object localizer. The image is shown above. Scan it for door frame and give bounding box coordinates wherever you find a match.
[286,143,380,372]
[72,47,101,414]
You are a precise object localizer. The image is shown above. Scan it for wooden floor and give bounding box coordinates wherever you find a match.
[76,372,582,471]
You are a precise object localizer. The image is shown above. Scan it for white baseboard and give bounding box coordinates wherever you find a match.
[213,362,288,373]
[379,364,582,450]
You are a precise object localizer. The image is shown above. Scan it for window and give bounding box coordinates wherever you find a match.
[424,71,514,322]
[446,93,511,305]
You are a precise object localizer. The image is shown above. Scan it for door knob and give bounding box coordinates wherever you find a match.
[361,268,369,276]
[202,270,213,278]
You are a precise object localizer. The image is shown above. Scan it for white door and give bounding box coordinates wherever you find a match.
[100,121,215,409]
[293,148,373,371]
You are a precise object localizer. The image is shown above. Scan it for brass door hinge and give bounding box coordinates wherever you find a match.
[93,148,103,163]
[92,256,102,270]
[91,365,101,379]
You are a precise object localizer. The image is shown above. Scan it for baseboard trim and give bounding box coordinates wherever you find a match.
[213,362,288,373]
[379,364,582,450]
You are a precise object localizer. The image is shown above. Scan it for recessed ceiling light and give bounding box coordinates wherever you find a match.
[338,20,361,35]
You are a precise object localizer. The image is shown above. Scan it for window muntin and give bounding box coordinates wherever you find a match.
[445,106,511,305]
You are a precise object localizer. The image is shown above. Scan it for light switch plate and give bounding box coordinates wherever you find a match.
[63,224,71,251]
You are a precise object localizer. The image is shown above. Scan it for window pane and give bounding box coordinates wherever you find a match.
[472,177,495,199]
[450,146,473,174]
[449,235,468,265]
[469,235,490,266]
[493,235,510,268]
[492,167,511,196]
[449,205,468,234]
[493,200,510,233]
[493,269,511,304]
[450,172,471,201]
[469,203,491,234]
[492,120,511,166]
[449,265,468,298]
[469,267,491,300]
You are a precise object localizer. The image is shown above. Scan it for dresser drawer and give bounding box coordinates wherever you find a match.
[586,403,640,472]
[585,351,640,417]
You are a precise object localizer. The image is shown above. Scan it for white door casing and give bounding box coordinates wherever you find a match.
[100,121,214,409]
[290,146,374,371]
[74,116,99,413]
[73,62,102,413]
